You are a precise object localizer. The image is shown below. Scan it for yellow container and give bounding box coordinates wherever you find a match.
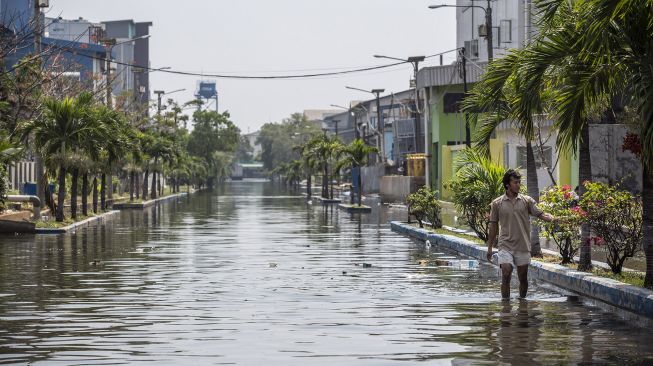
[406,153,425,176]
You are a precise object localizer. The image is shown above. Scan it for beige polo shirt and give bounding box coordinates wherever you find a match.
[489,193,543,252]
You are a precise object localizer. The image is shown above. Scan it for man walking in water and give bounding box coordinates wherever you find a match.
[486,169,559,299]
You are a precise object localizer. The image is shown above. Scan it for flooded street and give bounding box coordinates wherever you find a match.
[1,181,653,365]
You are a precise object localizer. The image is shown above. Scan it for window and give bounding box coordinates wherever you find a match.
[464,39,479,59]
[516,146,552,169]
[500,20,512,43]
[443,93,465,113]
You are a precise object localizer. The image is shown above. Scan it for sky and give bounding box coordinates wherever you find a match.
[47,0,457,133]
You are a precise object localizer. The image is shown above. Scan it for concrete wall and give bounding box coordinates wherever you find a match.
[590,124,642,194]
[360,164,384,194]
[380,176,425,203]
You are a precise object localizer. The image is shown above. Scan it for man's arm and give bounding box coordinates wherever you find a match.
[538,212,558,223]
[486,221,498,262]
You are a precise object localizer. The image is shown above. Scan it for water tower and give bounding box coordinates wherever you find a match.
[195,80,218,112]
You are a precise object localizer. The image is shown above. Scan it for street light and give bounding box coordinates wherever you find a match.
[33,0,50,219]
[153,88,186,114]
[330,103,357,139]
[346,86,386,164]
[374,54,425,153]
[429,2,493,62]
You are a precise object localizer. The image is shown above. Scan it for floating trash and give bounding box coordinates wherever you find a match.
[269,263,278,268]
[362,263,372,268]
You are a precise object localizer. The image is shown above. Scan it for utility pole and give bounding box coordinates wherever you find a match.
[374,55,425,153]
[485,0,493,62]
[408,56,425,153]
[33,0,48,220]
[103,40,115,109]
[460,48,471,147]
[429,3,493,62]
[346,86,386,164]
[373,89,385,164]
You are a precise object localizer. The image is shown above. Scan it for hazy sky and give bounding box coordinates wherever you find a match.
[48,0,457,133]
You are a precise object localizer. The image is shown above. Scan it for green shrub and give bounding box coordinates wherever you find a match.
[537,185,583,264]
[580,181,642,274]
[407,186,442,229]
[444,149,506,242]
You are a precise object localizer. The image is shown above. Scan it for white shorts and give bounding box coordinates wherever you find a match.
[497,249,531,267]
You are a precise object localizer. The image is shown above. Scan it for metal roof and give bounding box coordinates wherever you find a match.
[416,61,488,89]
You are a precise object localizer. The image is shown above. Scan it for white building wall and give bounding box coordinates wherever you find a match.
[456,0,528,63]
[496,123,560,193]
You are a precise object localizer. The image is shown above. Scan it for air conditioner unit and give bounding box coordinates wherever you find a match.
[38,0,49,8]
[478,24,488,37]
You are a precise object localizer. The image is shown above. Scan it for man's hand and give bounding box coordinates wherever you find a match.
[486,248,493,262]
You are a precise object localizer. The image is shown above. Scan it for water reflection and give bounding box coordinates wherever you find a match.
[0,181,652,365]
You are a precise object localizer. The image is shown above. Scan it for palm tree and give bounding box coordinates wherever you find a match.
[21,93,96,221]
[447,148,507,242]
[337,139,378,206]
[304,134,343,199]
[294,139,320,199]
[96,106,131,210]
[503,0,644,271]
[532,0,653,282]
[463,50,546,256]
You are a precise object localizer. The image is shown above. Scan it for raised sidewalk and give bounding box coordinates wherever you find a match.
[391,221,653,319]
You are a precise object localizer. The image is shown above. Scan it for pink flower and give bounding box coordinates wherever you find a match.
[564,192,571,200]
[562,185,572,192]
[591,236,605,246]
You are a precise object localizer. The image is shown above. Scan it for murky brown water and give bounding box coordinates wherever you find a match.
[1,180,653,365]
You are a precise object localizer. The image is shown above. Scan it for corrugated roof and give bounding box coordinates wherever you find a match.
[416,61,488,89]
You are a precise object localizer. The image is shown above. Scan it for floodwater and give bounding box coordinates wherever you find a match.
[1,180,653,365]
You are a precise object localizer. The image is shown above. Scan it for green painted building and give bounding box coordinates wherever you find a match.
[416,62,578,200]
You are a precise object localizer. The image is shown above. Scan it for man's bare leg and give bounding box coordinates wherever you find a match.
[517,265,529,298]
[500,263,512,299]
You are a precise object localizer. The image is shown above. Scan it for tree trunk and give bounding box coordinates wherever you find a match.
[56,166,66,222]
[130,170,135,202]
[578,123,593,271]
[322,163,328,198]
[151,170,157,199]
[526,142,542,257]
[642,165,653,287]
[107,172,113,202]
[136,172,141,199]
[82,172,88,216]
[143,168,149,200]
[357,166,363,206]
[158,173,162,196]
[70,168,79,220]
[92,176,98,214]
[101,173,106,211]
[307,169,312,198]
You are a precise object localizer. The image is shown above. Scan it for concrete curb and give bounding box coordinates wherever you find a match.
[36,210,121,234]
[338,204,372,213]
[36,192,192,234]
[390,221,653,319]
[113,192,188,209]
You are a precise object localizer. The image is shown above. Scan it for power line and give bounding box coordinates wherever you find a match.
[6,40,462,80]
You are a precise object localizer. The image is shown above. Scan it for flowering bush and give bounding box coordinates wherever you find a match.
[580,181,642,274]
[407,186,442,229]
[538,185,584,264]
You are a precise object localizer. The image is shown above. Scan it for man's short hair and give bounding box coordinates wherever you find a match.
[503,169,522,190]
